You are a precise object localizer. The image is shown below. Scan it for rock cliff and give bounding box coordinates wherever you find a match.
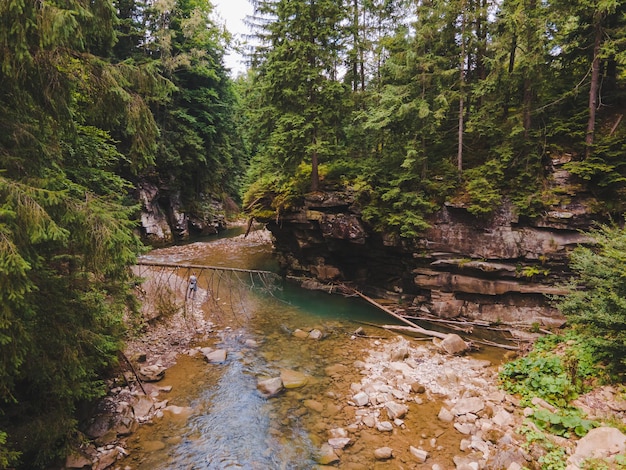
[265,159,598,327]
[136,181,231,245]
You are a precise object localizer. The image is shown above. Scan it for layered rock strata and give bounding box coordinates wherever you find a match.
[265,188,594,327]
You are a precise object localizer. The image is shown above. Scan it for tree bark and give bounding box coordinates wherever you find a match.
[586,13,603,158]
[311,132,320,191]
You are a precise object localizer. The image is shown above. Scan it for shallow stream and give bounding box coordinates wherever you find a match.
[124,229,504,469]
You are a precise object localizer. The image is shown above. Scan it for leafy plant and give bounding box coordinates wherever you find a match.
[499,332,602,407]
[519,425,568,470]
[531,408,596,438]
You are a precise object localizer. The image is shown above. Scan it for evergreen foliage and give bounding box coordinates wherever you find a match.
[557,225,626,374]
[0,0,242,467]
[242,0,626,232]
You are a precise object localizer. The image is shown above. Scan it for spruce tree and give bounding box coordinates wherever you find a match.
[248,0,349,193]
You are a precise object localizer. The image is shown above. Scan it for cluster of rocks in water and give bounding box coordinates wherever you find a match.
[68,324,626,470]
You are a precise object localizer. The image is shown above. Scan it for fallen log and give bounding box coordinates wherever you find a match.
[347,287,449,340]
[346,286,520,350]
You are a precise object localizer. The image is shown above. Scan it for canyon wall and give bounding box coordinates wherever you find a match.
[265,160,597,327]
[136,181,231,245]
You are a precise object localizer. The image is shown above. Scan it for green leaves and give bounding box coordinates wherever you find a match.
[532,409,596,438]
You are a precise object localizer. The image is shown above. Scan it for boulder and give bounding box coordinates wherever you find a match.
[439,334,470,355]
[567,426,626,469]
[257,377,284,397]
[203,349,227,363]
[137,364,166,382]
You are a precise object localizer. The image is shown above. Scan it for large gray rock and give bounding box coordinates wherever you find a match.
[137,364,166,382]
[567,426,626,469]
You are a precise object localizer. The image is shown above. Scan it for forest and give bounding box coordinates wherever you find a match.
[1,0,626,468]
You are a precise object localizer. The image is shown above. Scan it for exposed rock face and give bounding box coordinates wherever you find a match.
[137,181,230,245]
[265,175,597,326]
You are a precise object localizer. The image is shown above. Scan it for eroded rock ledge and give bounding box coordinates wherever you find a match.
[265,189,595,327]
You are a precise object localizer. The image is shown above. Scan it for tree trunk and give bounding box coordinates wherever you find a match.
[311,131,319,191]
[503,34,517,118]
[458,6,466,173]
[586,13,603,158]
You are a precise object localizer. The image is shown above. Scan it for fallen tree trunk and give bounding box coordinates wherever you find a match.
[346,286,519,350]
[347,287,449,340]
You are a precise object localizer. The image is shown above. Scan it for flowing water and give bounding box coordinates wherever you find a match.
[124,229,504,469]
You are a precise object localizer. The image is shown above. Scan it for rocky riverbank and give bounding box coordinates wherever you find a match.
[64,230,626,470]
[67,308,626,470]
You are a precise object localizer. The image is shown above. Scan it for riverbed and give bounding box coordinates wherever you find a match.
[118,228,514,469]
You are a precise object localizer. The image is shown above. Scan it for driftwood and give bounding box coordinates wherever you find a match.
[120,352,147,395]
[136,260,276,276]
[347,287,449,340]
[345,285,520,351]
[378,325,519,351]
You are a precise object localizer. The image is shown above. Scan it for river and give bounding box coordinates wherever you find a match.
[122,228,504,469]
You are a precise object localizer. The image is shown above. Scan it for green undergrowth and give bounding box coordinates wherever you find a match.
[499,331,626,469]
[500,331,603,408]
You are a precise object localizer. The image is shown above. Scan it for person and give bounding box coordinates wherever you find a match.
[187,273,198,300]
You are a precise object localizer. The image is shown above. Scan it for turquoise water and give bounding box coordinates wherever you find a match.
[126,231,392,469]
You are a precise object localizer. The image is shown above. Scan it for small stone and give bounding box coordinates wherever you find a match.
[316,443,339,465]
[362,415,376,427]
[411,382,426,394]
[329,428,347,438]
[376,421,394,432]
[280,369,308,388]
[492,409,513,427]
[438,407,455,423]
[452,397,485,416]
[409,446,428,463]
[308,329,324,340]
[328,437,351,449]
[203,349,227,363]
[352,391,369,407]
[293,329,310,339]
[303,399,324,413]
[454,423,474,435]
[374,447,393,460]
[257,377,283,397]
[385,401,409,420]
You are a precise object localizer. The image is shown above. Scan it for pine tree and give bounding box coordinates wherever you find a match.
[248,0,349,193]
[0,1,157,466]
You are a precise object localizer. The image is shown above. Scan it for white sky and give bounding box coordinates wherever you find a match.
[212,0,254,76]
